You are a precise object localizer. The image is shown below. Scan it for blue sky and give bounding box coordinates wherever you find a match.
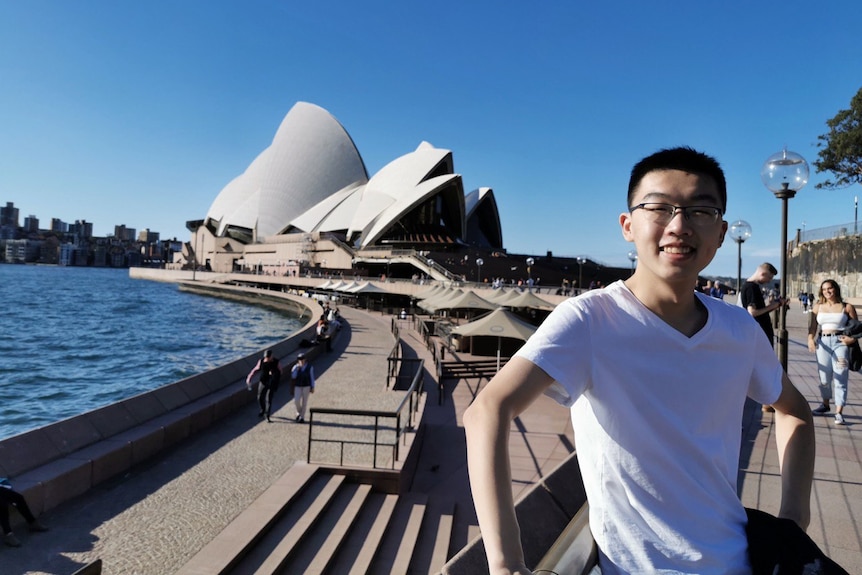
[0,1,859,278]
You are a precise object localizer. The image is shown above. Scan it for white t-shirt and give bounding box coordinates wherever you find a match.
[516,281,783,575]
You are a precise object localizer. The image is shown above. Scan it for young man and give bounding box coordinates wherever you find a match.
[464,147,815,574]
[740,263,788,413]
[740,262,787,347]
[246,349,281,423]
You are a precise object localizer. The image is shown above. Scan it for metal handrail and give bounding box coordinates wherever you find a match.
[306,358,425,469]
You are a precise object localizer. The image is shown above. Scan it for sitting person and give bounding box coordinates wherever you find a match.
[1,479,48,547]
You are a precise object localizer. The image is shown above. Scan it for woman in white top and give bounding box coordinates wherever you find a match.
[807,279,857,424]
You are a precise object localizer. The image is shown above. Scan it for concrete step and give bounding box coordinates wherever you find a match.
[303,483,373,574]
[247,474,346,575]
[404,499,457,574]
[338,493,400,575]
[427,502,455,575]
[175,462,320,575]
[368,493,429,575]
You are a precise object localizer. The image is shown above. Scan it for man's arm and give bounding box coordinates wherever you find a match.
[747,298,785,318]
[770,372,815,530]
[246,359,262,386]
[463,356,555,575]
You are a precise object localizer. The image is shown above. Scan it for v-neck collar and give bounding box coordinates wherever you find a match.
[615,281,712,346]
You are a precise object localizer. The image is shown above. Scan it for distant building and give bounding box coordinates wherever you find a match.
[69,220,93,240]
[0,202,19,227]
[138,229,159,244]
[114,225,137,242]
[0,202,19,240]
[5,238,42,263]
[51,218,69,233]
[23,215,39,233]
[59,243,75,266]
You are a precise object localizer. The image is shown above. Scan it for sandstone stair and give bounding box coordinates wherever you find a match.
[178,463,461,575]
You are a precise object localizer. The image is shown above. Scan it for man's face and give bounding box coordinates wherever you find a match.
[620,169,727,285]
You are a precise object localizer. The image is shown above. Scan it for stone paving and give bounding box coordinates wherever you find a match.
[0,305,399,575]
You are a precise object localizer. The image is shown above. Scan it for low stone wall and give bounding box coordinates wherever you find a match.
[441,452,587,575]
[0,286,320,519]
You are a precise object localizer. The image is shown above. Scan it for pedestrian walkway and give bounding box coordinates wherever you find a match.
[0,305,398,575]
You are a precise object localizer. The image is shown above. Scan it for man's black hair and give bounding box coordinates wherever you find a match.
[627,146,727,212]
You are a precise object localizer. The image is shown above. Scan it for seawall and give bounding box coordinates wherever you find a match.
[0,282,320,520]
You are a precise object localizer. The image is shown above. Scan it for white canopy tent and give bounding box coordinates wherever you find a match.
[451,307,538,371]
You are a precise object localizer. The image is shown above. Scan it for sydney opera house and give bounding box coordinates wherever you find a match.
[182,102,505,282]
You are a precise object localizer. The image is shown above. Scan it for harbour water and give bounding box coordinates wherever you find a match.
[0,265,303,440]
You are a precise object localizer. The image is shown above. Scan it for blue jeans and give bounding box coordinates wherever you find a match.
[816,334,849,407]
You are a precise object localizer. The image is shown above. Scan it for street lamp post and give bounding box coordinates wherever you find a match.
[476,258,484,284]
[194,231,200,280]
[761,148,809,371]
[185,219,204,281]
[526,257,535,288]
[627,250,638,275]
[729,220,752,295]
[576,256,586,293]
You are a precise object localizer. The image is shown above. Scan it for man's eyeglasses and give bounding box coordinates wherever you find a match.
[629,203,723,227]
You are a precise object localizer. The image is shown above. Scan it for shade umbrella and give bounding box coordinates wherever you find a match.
[423,289,498,315]
[418,288,463,313]
[503,290,555,310]
[481,288,511,304]
[337,281,361,292]
[451,307,538,371]
[415,284,445,300]
[347,281,392,294]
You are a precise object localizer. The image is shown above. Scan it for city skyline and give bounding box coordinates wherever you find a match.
[1,2,860,276]
[1,198,171,241]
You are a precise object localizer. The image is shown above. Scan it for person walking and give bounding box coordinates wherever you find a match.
[246,350,281,423]
[808,279,857,425]
[1,479,48,547]
[290,353,315,423]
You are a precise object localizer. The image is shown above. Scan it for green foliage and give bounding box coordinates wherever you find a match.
[814,86,862,190]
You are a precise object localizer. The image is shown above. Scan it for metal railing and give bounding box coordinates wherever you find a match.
[799,221,861,244]
[306,358,425,469]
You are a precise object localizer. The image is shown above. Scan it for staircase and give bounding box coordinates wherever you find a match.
[177,463,461,575]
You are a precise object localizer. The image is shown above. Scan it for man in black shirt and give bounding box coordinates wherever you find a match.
[740,262,787,347]
[740,263,788,413]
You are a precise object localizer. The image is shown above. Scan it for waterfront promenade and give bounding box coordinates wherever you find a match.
[3,296,862,574]
[0,304,403,575]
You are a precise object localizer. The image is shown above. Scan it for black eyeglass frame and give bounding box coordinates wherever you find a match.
[628,202,725,225]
